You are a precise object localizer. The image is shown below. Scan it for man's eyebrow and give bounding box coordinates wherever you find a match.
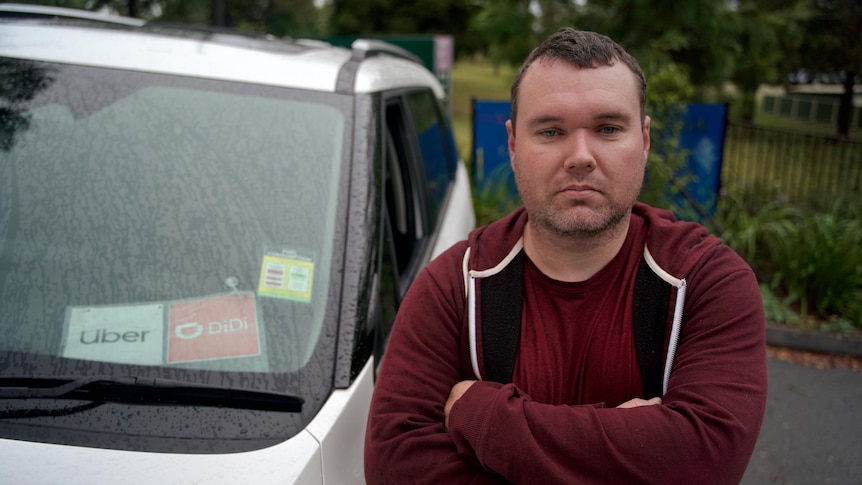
[595,111,632,123]
[525,111,634,127]
[525,115,563,127]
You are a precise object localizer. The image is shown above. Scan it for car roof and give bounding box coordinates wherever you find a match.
[0,12,444,97]
[0,3,145,26]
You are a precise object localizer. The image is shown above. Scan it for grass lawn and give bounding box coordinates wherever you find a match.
[451,60,516,162]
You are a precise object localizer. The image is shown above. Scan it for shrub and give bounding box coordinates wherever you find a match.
[472,164,521,227]
[717,192,862,330]
[639,62,697,217]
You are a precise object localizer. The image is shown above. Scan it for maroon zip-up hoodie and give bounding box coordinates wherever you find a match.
[365,203,767,484]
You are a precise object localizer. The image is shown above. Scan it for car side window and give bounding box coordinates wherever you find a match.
[374,205,398,369]
[353,114,413,378]
[384,99,425,281]
[405,90,456,229]
[373,90,458,369]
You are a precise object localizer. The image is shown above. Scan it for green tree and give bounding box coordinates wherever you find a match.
[794,0,862,138]
[470,0,535,68]
[263,0,320,37]
[576,0,737,90]
[155,0,319,36]
[157,0,215,25]
[467,0,588,71]
[532,0,580,39]
[729,0,809,122]
[329,0,479,57]
[638,62,698,216]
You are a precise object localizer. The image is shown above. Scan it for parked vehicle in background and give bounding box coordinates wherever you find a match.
[0,6,475,484]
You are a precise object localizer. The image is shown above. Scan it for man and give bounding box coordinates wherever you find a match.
[365,28,767,484]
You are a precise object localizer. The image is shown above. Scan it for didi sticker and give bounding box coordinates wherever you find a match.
[258,252,314,302]
[167,292,260,364]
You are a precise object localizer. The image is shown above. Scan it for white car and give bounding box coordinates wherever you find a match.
[0,7,475,484]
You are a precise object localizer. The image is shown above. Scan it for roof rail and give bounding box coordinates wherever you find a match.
[142,22,275,40]
[350,39,422,65]
[0,3,145,26]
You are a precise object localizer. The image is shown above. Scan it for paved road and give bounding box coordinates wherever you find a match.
[741,356,862,484]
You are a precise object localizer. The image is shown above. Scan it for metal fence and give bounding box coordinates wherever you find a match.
[721,122,862,207]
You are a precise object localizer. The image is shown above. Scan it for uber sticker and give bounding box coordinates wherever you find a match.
[62,303,165,365]
[257,252,314,302]
[167,292,261,364]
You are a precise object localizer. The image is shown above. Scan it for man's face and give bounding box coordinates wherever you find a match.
[507,59,650,237]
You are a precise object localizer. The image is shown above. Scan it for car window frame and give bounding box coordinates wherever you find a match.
[365,88,460,375]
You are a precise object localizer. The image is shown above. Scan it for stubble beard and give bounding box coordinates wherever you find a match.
[514,165,639,241]
[528,197,631,239]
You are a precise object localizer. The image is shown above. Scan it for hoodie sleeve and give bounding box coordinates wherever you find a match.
[364,242,511,484]
[446,244,767,485]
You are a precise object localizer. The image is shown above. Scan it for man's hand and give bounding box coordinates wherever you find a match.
[444,382,659,430]
[616,397,662,408]
[444,380,477,431]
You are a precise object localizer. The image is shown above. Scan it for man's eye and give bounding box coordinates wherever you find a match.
[599,126,619,135]
[539,129,559,137]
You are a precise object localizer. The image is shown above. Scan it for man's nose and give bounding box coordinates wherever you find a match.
[563,130,596,174]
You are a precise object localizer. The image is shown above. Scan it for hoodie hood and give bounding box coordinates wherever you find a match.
[465,202,722,282]
[462,202,724,394]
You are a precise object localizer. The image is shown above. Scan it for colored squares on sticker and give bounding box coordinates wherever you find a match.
[258,254,314,302]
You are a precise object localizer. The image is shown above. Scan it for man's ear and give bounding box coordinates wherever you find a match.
[506,119,516,168]
[642,115,651,162]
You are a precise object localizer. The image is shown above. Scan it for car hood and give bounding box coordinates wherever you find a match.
[0,431,323,485]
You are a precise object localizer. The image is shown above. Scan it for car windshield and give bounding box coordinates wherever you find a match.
[0,58,348,379]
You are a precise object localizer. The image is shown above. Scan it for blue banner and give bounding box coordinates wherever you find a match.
[678,103,727,220]
[471,99,516,196]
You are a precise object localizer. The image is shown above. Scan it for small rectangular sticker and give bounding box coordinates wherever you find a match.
[258,252,314,302]
[62,303,165,365]
[167,292,261,364]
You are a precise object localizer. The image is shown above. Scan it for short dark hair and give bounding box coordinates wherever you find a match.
[509,28,647,132]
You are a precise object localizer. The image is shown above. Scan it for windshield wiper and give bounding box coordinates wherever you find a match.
[0,376,303,413]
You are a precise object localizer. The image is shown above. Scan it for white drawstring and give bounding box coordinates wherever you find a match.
[662,279,686,395]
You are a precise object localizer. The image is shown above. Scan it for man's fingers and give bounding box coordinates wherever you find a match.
[444,380,477,431]
[616,396,662,409]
